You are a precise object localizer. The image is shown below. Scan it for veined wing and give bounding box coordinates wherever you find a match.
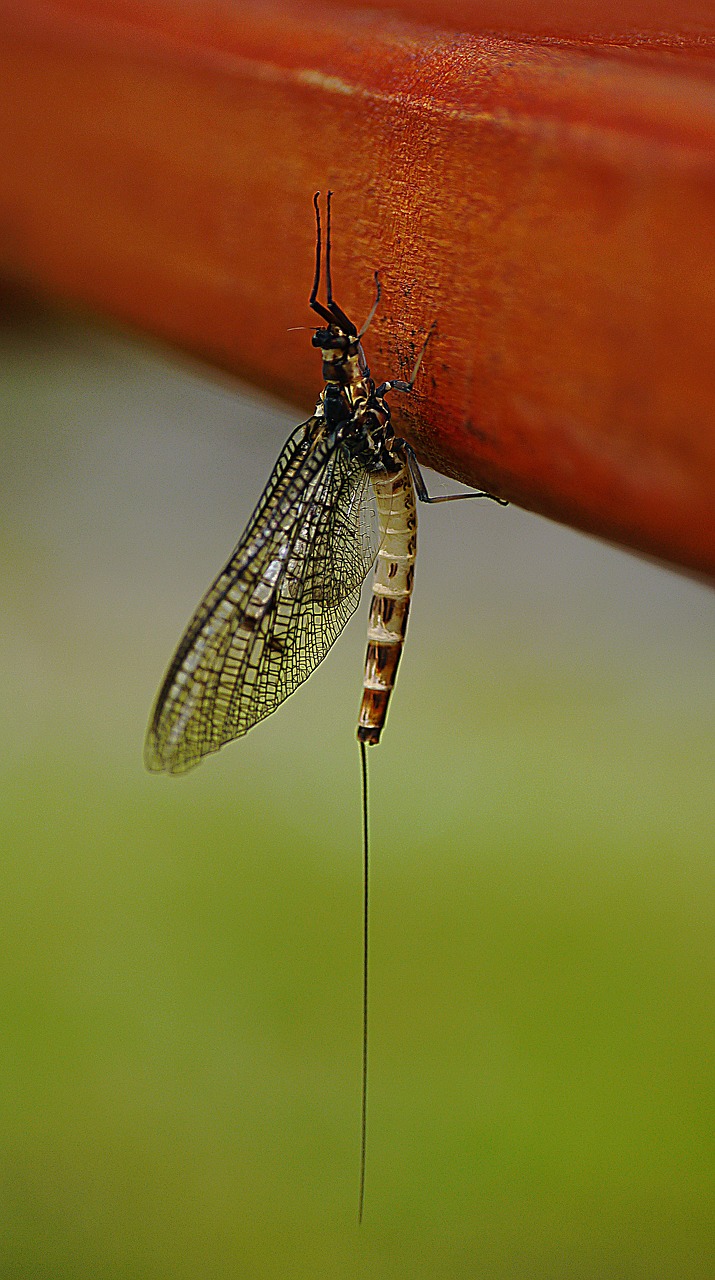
[145,416,378,774]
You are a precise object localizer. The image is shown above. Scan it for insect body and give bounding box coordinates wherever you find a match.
[358,460,416,745]
[145,192,505,1219]
[146,193,500,773]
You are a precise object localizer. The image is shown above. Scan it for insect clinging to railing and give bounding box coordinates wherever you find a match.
[145,191,507,1219]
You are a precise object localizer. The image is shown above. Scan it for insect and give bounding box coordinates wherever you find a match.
[145,192,506,1218]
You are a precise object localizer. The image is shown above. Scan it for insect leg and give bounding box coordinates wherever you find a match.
[324,191,358,337]
[309,191,338,327]
[375,322,436,398]
[309,191,358,335]
[358,272,381,339]
[403,443,508,506]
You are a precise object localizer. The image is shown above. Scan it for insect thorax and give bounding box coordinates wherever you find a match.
[313,327,369,387]
[318,383,396,472]
[313,329,398,474]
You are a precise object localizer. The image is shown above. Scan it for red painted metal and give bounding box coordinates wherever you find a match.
[1,0,714,576]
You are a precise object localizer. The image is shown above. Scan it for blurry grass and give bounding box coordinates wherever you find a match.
[1,674,714,1278]
[1,305,714,1277]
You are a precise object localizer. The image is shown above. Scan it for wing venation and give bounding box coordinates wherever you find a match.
[145,417,378,774]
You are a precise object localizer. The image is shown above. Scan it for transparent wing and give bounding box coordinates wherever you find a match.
[145,416,378,774]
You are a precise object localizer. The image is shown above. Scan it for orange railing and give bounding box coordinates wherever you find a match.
[1,0,714,576]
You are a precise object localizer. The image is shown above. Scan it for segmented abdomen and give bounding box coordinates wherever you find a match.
[357,456,417,745]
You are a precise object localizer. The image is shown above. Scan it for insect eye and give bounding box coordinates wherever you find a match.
[312,328,348,352]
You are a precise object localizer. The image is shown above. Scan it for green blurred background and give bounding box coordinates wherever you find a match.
[1,300,714,1278]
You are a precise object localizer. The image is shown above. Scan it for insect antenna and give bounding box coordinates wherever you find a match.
[358,738,370,1224]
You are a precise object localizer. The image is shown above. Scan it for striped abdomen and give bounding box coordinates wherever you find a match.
[357,457,417,745]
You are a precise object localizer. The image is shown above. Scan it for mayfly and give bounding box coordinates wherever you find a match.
[145,192,506,1219]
